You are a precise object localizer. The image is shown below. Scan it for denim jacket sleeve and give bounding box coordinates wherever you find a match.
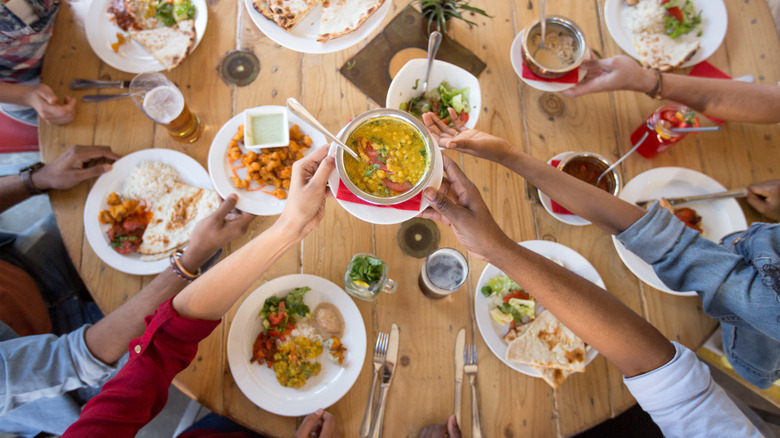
[0,323,119,415]
[617,202,780,341]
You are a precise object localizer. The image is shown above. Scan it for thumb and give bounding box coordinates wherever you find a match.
[37,85,58,104]
[447,415,462,438]
[423,187,463,222]
[745,191,769,216]
[215,194,239,217]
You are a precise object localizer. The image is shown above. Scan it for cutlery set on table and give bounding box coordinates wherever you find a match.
[361,326,483,437]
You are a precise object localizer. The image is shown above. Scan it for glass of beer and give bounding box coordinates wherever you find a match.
[419,248,468,299]
[129,72,203,143]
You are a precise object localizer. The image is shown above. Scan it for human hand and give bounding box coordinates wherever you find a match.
[24,83,77,125]
[422,109,513,163]
[182,194,256,269]
[418,415,461,438]
[747,179,780,222]
[33,144,120,191]
[277,146,335,239]
[418,155,514,262]
[563,55,656,98]
[294,409,339,438]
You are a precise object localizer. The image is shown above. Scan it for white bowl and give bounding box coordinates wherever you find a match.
[386,59,481,129]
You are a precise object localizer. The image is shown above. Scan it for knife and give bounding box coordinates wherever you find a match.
[453,328,465,427]
[368,323,399,438]
[81,93,131,103]
[635,187,748,209]
[70,78,131,90]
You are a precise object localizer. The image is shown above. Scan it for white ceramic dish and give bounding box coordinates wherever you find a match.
[538,152,591,226]
[244,106,289,149]
[475,240,601,378]
[242,0,391,54]
[612,167,747,296]
[604,0,727,69]
[227,274,367,416]
[326,130,444,225]
[85,0,208,73]
[207,105,326,216]
[510,30,587,93]
[83,149,212,275]
[386,59,481,129]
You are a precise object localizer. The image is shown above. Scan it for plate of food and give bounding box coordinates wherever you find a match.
[612,167,747,296]
[242,0,391,54]
[83,149,218,275]
[207,106,326,216]
[86,0,208,73]
[475,240,601,388]
[538,152,591,226]
[604,0,727,71]
[227,274,367,416]
[386,59,481,129]
[326,109,444,225]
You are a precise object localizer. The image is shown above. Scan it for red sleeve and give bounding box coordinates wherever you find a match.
[62,298,221,438]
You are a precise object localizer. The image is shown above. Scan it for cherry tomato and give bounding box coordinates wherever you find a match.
[459,112,469,123]
[503,290,530,302]
[660,0,684,22]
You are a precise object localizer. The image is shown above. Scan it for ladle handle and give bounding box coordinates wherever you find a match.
[286,97,359,160]
[596,131,649,185]
[422,31,442,93]
[539,0,546,41]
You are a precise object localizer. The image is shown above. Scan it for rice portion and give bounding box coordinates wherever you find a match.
[622,0,665,35]
[123,161,178,201]
[291,319,323,343]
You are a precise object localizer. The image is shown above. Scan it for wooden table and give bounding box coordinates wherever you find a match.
[40,0,780,436]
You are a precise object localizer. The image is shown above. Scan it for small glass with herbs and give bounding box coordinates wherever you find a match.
[344,253,396,301]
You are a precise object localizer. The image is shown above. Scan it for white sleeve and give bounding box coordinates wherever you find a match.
[624,342,764,438]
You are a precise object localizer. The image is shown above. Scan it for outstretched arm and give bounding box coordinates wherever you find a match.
[422,111,645,235]
[562,55,780,124]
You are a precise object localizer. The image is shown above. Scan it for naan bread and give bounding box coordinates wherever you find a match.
[252,0,276,20]
[633,33,699,72]
[266,0,320,30]
[505,310,589,372]
[531,365,573,390]
[317,0,384,42]
[137,182,220,260]
[129,19,196,71]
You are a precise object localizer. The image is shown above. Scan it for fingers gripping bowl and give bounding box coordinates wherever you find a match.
[335,109,437,205]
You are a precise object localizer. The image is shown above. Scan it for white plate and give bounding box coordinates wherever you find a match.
[386,59,481,129]
[604,0,727,69]
[510,30,587,93]
[326,137,444,225]
[242,0,391,54]
[475,240,601,377]
[227,274,367,416]
[207,106,326,216]
[538,152,591,226]
[612,167,747,296]
[85,0,208,73]
[83,149,212,275]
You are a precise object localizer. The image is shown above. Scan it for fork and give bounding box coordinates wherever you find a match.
[464,345,482,438]
[360,332,388,438]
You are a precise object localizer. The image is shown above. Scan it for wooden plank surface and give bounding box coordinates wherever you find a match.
[37,0,780,436]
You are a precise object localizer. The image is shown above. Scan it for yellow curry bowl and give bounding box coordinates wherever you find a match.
[335,108,437,206]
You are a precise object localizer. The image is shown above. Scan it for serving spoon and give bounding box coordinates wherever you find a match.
[285,97,359,161]
[594,131,649,187]
[409,31,442,115]
[532,0,553,59]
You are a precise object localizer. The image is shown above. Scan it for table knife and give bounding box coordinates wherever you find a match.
[368,323,399,438]
[453,328,465,427]
[635,187,748,209]
[70,78,131,90]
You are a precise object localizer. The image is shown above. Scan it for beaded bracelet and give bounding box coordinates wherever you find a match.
[169,249,202,281]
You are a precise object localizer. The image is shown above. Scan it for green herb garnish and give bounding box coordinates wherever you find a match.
[349,255,384,285]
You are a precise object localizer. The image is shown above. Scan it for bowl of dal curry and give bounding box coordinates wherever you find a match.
[335,109,436,205]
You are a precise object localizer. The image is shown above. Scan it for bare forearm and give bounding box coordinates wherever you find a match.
[490,241,674,377]
[0,175,32,213]
[504,150,645,235]
[657,73,780,124]
[172,221,302,321]
[83,249,214,364]
[0,82,32,107]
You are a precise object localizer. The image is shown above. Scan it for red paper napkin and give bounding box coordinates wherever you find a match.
[521,61,580,84]
[688,61,731,124]
[336,180,422,211]
[548,160,573,215]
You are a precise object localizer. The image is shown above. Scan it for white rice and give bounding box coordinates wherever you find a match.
[123,161,178,201]
[291,319,323,343]
[622,0,666,35]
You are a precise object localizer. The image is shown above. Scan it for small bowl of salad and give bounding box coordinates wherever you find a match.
[386,59,481,129]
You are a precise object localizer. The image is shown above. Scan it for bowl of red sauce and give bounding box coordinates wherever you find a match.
[557,152,621,196]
